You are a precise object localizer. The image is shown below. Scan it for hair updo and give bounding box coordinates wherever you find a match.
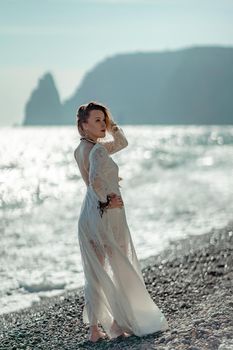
[76,101,112,136]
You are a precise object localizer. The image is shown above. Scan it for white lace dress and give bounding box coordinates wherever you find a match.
[74,127,169,339]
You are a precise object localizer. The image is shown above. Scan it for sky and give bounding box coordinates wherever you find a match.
[1,0,233,126]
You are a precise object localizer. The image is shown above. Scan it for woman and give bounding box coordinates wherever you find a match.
[74,101,169,343]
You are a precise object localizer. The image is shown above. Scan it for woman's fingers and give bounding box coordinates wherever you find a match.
[112,200,123,208]
[107,193,124,208]
[117,197,124,207]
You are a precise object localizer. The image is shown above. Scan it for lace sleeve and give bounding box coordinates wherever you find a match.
[89,146,109,203]
[98,126,128,155]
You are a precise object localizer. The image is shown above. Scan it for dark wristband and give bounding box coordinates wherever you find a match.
[97,194,111,218]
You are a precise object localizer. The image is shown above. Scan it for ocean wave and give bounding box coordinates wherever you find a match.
[19,280,66,293]
[1,125,233,316]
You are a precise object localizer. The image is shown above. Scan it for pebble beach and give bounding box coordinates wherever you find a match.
[0,220,232,350]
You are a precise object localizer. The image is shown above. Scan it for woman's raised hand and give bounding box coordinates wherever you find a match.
[108,193,124,209]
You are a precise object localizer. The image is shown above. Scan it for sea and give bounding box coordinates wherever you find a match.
[0,125,232,315]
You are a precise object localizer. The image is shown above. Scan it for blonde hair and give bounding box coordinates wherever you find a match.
[76,101,113,137]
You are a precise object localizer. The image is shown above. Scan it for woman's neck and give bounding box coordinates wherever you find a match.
[80,136,97,144]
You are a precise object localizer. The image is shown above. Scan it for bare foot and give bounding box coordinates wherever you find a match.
[88,327,107,342]
[123,331,132,337]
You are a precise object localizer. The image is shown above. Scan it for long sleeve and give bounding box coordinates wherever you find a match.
[98,126,128,155]
[89,146,109,203]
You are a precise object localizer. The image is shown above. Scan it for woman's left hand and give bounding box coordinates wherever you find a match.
[108,192,124,208]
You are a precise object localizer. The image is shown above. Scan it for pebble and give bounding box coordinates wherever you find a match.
[0,220,232,350]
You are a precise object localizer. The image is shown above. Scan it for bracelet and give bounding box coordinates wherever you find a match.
[97,194,112,218]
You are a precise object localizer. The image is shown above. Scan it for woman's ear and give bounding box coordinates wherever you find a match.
[82,121,88,132]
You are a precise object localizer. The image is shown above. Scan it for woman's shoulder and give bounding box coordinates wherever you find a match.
[73,145,79,162]
[74,142,95,162]
[89,142,109,160]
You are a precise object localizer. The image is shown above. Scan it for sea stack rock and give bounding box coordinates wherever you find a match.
[23,72,64,125]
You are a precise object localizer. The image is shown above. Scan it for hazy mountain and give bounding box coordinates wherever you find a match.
[24,73,64,125]
[23,46,233,125]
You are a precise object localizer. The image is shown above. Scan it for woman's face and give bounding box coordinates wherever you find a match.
[83,109,106,140]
